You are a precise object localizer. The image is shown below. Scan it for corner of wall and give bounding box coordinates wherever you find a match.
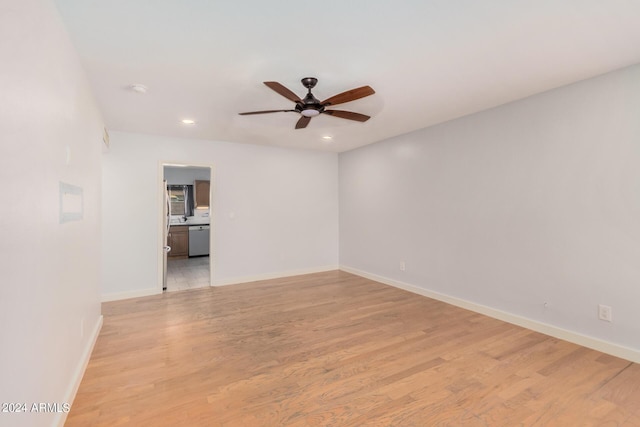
[54,315,103,427]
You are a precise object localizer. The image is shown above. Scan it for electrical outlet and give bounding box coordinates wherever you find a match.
[598,304,612,322]
[399,261,406,271]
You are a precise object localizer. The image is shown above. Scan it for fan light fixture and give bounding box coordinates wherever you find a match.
[301,109,320,118]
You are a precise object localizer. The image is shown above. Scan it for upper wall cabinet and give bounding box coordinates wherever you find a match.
[195,180,210,208]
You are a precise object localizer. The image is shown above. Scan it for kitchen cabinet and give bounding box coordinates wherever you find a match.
[168,225,189,258]
[195,180,210,208]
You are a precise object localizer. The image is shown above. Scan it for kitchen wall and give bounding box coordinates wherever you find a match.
[164,166,211,185]
[339,63,640,360]
[0,1,104,426]
[102,132,339,300]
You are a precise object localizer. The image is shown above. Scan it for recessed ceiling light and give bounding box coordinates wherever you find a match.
[322,136,333,141]
[181,119,196,125]
[129,84,148,94]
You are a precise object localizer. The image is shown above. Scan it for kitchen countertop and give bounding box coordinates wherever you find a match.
[170,218,210,226]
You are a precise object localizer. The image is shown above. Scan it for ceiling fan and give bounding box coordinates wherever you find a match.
[239,77,375,129]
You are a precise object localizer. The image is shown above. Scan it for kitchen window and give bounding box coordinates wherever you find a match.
[168,185,194,217]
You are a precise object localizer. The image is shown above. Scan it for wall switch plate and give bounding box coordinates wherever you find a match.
[399,261,406,271]
[598,304,612,322]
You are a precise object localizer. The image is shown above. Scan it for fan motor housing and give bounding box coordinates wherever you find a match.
[302,92,321,105]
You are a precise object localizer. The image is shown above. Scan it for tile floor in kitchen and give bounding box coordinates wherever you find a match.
[166,256,210,292]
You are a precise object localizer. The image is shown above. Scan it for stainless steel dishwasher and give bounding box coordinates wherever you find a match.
[188,225,210,256]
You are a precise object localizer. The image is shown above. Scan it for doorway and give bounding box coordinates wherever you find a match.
[159,162,213,292]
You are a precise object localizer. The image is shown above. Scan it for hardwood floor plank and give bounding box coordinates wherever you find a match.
[66,270,639,426]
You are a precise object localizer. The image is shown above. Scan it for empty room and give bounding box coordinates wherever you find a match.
[1,1,640,426]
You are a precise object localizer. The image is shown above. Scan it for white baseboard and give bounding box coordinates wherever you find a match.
[215,265,339,287]
[54,314,103,427]
[101,287,160,302]
[340,265,640,364]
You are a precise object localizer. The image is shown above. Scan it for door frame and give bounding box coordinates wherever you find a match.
[157,160,215,292]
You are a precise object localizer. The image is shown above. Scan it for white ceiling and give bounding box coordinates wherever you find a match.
[54,0,640,153]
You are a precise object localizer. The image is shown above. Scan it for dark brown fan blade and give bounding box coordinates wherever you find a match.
[264,82,302,103]
[295,116,311,129]
[239,109,295,115]
[321,86,375,106]
[323,109,370,122]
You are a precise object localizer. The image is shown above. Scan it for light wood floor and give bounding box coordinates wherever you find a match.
[66,270,640,426]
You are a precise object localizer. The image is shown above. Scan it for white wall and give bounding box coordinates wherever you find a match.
[0,1,104,426]
[102,132,339,299]
[340,64,640,357]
